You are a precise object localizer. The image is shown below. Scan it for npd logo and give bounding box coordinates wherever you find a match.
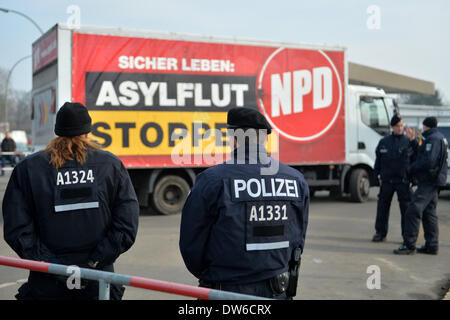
[257,47,343,142]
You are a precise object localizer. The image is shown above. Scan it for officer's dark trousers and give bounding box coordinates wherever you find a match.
[375,182,411,237]
[200,280,290,300]
[403,183,439,249]
[15,264,125,300]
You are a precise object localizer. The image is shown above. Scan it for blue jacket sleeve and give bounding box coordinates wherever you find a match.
[2,163,54,261]
[300,179,310,253]
[409,139,419,165]
[89,162,139,267]
[179,170,221,279]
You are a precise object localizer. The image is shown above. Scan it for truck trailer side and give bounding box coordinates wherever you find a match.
[32,24,395,214]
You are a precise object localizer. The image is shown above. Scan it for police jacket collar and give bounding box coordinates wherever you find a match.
[422,128,437,138]
[391,132,403,138]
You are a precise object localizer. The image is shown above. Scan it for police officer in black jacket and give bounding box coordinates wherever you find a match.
[2,102,139,299]
[372,115,417,242]
[179,107,309,299]
[1,132,17,175]
[394,117,448,255]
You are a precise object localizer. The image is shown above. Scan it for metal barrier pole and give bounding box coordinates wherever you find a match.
[0,256,271,300]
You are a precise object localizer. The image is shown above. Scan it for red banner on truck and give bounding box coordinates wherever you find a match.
[72,33,345,167]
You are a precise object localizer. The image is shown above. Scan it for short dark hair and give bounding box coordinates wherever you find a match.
[390,114,402,126]
[423,117,438,128]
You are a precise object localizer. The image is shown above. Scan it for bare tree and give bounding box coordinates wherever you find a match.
[0,66,32,133]
[9,90,31,133]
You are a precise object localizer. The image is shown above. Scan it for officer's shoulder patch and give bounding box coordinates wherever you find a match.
[426,143,432,152]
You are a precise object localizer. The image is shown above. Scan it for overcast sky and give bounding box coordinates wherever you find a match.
[0,0,449,103]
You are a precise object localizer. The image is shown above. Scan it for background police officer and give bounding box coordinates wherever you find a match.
[372,115,417,242]
[1,132,16,176]
[2,102,139,299]
[179,107,309,299]
[394,116,448,255]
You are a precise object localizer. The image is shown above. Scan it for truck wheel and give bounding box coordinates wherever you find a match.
[349,169,370,202]
[152,175,190,215]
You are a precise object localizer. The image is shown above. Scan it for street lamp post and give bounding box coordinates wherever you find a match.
[0,8,44,35]
[0,8,43,125]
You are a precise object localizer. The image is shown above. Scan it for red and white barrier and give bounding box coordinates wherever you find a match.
[0,255,270,300]
[0,152,31,156]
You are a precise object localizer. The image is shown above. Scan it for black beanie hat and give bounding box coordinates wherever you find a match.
[390,114,402,126]
[423,116,437,128]
[55,102,92,137]
[227,107,272,134]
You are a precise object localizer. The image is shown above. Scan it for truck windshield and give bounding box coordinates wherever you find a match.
[360,97,390,136]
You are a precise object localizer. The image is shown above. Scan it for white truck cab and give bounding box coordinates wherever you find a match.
[347,85,396,169]
[298,85,397,202]
[316,85,396,202]
[346,85,397,201]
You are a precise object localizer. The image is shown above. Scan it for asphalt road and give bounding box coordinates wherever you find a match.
[0,169,449,300]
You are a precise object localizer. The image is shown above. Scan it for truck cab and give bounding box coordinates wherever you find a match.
[342,85,396,201]
[292,85,397,202]
[348,85,396,162]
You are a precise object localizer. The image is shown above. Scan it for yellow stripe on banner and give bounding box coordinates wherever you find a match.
[89,111,278,157]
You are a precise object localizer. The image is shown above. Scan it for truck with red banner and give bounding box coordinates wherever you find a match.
[32,24,397,214]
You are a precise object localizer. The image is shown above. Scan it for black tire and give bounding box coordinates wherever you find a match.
[349,168,370,202]
[152,175,190,215]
